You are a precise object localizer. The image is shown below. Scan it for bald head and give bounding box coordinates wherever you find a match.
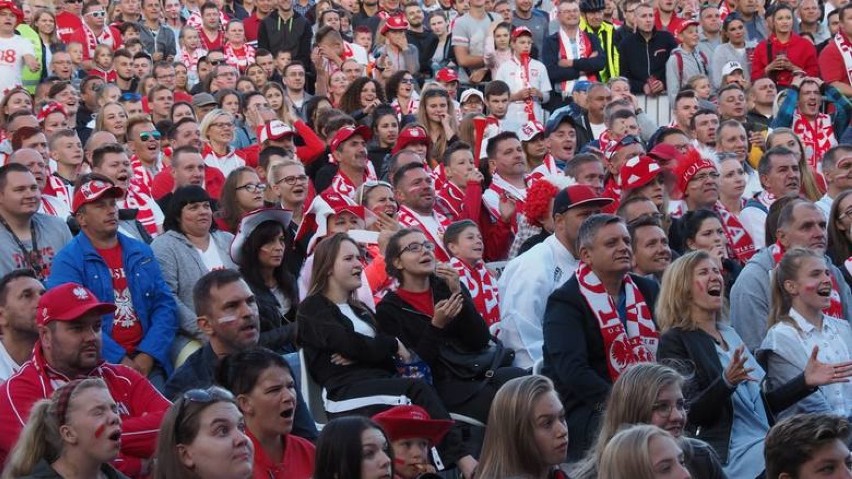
[85,131,118,154]
[7,114,38,136]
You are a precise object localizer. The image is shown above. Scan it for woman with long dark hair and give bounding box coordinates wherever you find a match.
[215,166,265,233]
[314,416,393,479]
[827,189,852,285]
[338,78,386,126]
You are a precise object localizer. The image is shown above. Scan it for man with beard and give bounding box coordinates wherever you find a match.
[0,164,72,279]
[0,282,171,476]
[628,214,671,282]
[352,0,382,35]
[543,213,660,459]
[113,49,138,94]
[740,147,803,250]
[258,0,312,68]
[198,1,224,50]
[393,162,453,263]
[47,175,177,390]
[404,1,437,80]
[165,268,318,442]
[732,199,852,351]
[0,270,43,381]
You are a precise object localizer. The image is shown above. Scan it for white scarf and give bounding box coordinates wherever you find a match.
[834,32,852,85]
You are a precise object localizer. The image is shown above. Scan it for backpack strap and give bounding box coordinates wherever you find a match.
[744,197,769,214]
[675,51,683,83]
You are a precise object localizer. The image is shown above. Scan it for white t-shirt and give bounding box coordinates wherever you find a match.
[0,35,33,103]
[196,242,225,271]
[0,340,22,382]
[338,303,376,338]
[591,122,606,140]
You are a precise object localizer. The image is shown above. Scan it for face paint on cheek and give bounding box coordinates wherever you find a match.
[218,315,238,324]
[94,423,106,439]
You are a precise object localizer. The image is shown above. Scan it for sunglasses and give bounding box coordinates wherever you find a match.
[86,9,106,17]
[208,59,224,66]
[139,130,162,141]
[120,92,142,102]
[357,180,393,205]
[173,387,235,443]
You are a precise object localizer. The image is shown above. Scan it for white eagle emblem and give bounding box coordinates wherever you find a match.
[72,287,89,300]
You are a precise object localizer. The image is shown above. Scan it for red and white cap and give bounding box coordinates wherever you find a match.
[381,15,409,34]
[257,120,295,144]
[512,26,533,39]
[619,155,662,190]
[675,19,700,36]
[518,120,545,142]
[435,68,459,84]
[674,147,717,199]
[330,125,372,153]
[37,283,115,327]
[0,1,24,25]
[373,405,454,445]
[392,125,429,155]
[296,192,369,253]
[37,102,67,123]
[72,179,124,214]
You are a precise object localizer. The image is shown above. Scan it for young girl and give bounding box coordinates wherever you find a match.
[686,74,714,103]
[444,220,500,328]
[88,44,117,82]
[180,26,208,85]
[759,247,852,419]
[372,405,453,479]
[494,27,551,126]
[484,22,513,80]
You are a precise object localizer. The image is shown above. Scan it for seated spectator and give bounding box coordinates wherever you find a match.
[217,347,315,479]
[759,248,852,419]
[153,386,254,479]
[3,378,124,479]
[372,405,453,479]
[764,128,826,204]
[827,189,852,284]
[444,220,500,328]
[740,147,804,250]
[296,233,475,476]
[151,185,236,365]
[571,362,725,479]
[200,108,247,178]
[658,250,852,478]
[0,270,44,381]
[681,209,743,296]
[393,162,452,262]
[628,215,672,282]
[231,208,299,353]
[619,154,667,216]
[47,177,178,389]
[599,425,690,479]
[764,413,852,479]
[313,417,393,479]
[0,283,170,476]
[817,145,852,219]
[476,375,570,478]
[214,166,265,233]
[499,185,612,369]
[543,214,660,460]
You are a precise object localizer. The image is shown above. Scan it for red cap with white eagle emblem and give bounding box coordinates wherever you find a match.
[71,179,125,215]
[37,283,115,327]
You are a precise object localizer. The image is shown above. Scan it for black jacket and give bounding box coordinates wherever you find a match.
[541,273,660,459]
[242,272,298,354]
[297,294,399,394]
[258,11,312,66]
[542,30,606,90]
[407,29,438,80]
[657,327,816,463]
[18,459,128,479]
[617,28,678,94]
[375,276,490,384]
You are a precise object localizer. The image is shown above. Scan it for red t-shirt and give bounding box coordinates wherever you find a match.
[819,39,851,86]
[95,244,143,354]
[248,431,316,479]
[201,30,225,51]
[395,288,435,317]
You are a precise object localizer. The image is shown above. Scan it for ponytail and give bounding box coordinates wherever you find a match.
[768,247,823,331]
[2,400,61,479]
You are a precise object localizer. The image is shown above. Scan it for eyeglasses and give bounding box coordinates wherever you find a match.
[690,171,720,183]
[399,241,435,256]
[173,387,235,443]
[840,208,852,221]
[400,78,414,84]
[652,399,689,418]
[276,174,309,186]
[139,130,161,141]
[120,92,142,102]
[236,183,267,193]
[86,9,106,17]
[65,0,82,4]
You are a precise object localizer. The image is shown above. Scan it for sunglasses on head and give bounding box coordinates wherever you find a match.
[120,92,141,102]
[140,130,162,141]
[173,387,235,443]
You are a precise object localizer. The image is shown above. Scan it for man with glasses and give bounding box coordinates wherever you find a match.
[0,281,171,476]
[210,63,238,93]
[153,61,192,103]
[667,149,724,252]
[542,0,606,104]
[79,0,121,65]
[817,145,852,218]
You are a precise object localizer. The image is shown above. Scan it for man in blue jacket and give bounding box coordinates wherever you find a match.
[47,173,177,391]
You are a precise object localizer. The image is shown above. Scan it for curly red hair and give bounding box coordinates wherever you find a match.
[523,179,560,226]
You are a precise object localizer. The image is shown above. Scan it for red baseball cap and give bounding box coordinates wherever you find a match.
[391,125,430,154]
[619,155,662,190]
[257,120,295,144]
[380,15,409,34]
[435,68,459,84]
[72,179,124,214]
[512,26,533,39]
[37,283,115,327]
[552,185,614,215]
[0,1,24,25]
[647,143,683,170]
[675,19,700,36]
[372,405,453,445]
[330,125,372,153]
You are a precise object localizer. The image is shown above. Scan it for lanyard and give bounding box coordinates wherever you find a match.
[0,214,43,280]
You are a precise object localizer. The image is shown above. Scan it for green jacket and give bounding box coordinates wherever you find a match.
[579,18,619,82]
[15,24,42,94]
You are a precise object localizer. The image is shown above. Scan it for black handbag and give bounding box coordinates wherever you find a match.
[438,336,515,381]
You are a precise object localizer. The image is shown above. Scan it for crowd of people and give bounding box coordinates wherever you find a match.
[0,0,851,475]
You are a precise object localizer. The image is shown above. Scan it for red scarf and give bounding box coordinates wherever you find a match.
[44,176,72,211]
[436,182,464,220]
[326,164,377,202]
[714,201,757,264]
[792,109,836,172]
[396,205,451,262]
[834,32,852,85]
[528,154,562,183]
[124,182,159,236]
[772,242,843,318]
[223,43,256,73]
[130,155,155,195]
[576,261,658,381]
[518,53,536,122]
[557,28,596,93]
[450,257,500,326]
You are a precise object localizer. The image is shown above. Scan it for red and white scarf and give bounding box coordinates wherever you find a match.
[450,257,500,326]
[845,256,852,280]
[436,181,465,220]
[714,201,757,264]
[485,174,527,221]
[833,32,852,85]
[391,96,419,118]
[397,205,451,262]
[224,43,256,73]
[130,154,156,196]
[123,183,159,236]
[44,176,72,210]
[772,242,843,318]
[558,28,596,94]
[83,25,119,60]
[181,47,208,74]
[528,154,562,183]
[576,261,658,381]
[327,163,378,202]
[792,109,836,172]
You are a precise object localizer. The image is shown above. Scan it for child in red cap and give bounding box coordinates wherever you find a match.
[372,405,453,479]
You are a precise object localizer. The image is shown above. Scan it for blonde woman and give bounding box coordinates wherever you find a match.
[95,102,128,142]
[476,375,570,479]
[2,378,125,479]
[598,425,690,479]
[415,88,458,166]
[758,247,852,419]
[571,363,724,479]
[657,250,852,479]
[199,108,245,178]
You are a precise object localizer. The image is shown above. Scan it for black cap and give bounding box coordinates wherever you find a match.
[552,185,614,216]
[580,0,605,13]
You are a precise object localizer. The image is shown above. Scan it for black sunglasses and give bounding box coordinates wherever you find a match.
[173,387,235,443]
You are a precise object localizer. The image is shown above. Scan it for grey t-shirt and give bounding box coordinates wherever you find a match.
[0,213,72,279]
[451,12,495,82]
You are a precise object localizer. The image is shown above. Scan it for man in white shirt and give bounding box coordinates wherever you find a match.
[0,1,38,103]
[498,185,612,369]
[817,145,852,219]
[0,269,44,381]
